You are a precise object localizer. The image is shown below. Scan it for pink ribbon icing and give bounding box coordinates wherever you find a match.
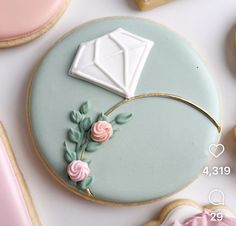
[0,137,33,226]
[172,210,236,226]
[67,160,90,182]
[91,121,113,143]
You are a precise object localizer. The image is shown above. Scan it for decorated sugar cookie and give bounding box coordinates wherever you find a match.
[145,199,236,226]
[135,0,173,10]
[28,17,221,205]
[0,0,69,48]
[0,123,41,226]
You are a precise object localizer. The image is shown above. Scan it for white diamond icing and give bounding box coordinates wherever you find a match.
[69,28,154,98]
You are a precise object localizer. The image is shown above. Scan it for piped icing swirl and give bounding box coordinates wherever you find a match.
[67,160,90,182]
[91,121,113,143]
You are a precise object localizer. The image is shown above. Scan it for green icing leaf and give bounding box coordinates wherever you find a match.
[79,101,90,114]
[65,152,76,163]
[97,112,108,121]
[115,113,133,125]
[83,158,92,165]
[67,178,76,186]
[81,117,92,131]
[68,128,80,143]
[70,110,82,123]
[86,141,101,152]
[78,177,94,190]
[64,142,76,163]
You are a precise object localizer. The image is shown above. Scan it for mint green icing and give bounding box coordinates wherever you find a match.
[64,142,76,163]
[79,177,93,190]
[79,101,90,115]
[30,17,221,203]
[114,113,133,125]
[86,142,101,152]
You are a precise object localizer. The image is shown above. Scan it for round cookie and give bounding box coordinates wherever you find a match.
[145,199,236,226]
[28,17,221,205]
[0,0,69,48]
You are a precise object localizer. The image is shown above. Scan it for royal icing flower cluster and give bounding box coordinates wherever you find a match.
[64,101,132,192]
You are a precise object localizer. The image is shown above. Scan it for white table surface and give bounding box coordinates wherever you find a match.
[1,0,236,225]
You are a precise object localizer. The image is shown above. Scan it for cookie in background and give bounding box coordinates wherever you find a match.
[135,0,173,10]
[144,199,236,226]
[0,122,41,226]
[0,0,70,48]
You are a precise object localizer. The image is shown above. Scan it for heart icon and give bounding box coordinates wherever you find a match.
[209,144,225,158]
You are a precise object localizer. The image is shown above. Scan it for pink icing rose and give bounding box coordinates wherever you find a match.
[67,160,90,182]
[91,121,113,143]
[172,210,236,226]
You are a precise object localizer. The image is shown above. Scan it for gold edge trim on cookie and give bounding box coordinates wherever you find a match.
[26,16,222,206]
[105,93,221,133]
[0,0,70,48]
[0,122,41,226]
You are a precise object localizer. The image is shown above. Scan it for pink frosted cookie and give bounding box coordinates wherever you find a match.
[145,199,236,226]
[0,122,41,226]
[0,0,69,48]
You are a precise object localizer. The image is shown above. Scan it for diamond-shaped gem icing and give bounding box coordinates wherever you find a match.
[69,28,154,98]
